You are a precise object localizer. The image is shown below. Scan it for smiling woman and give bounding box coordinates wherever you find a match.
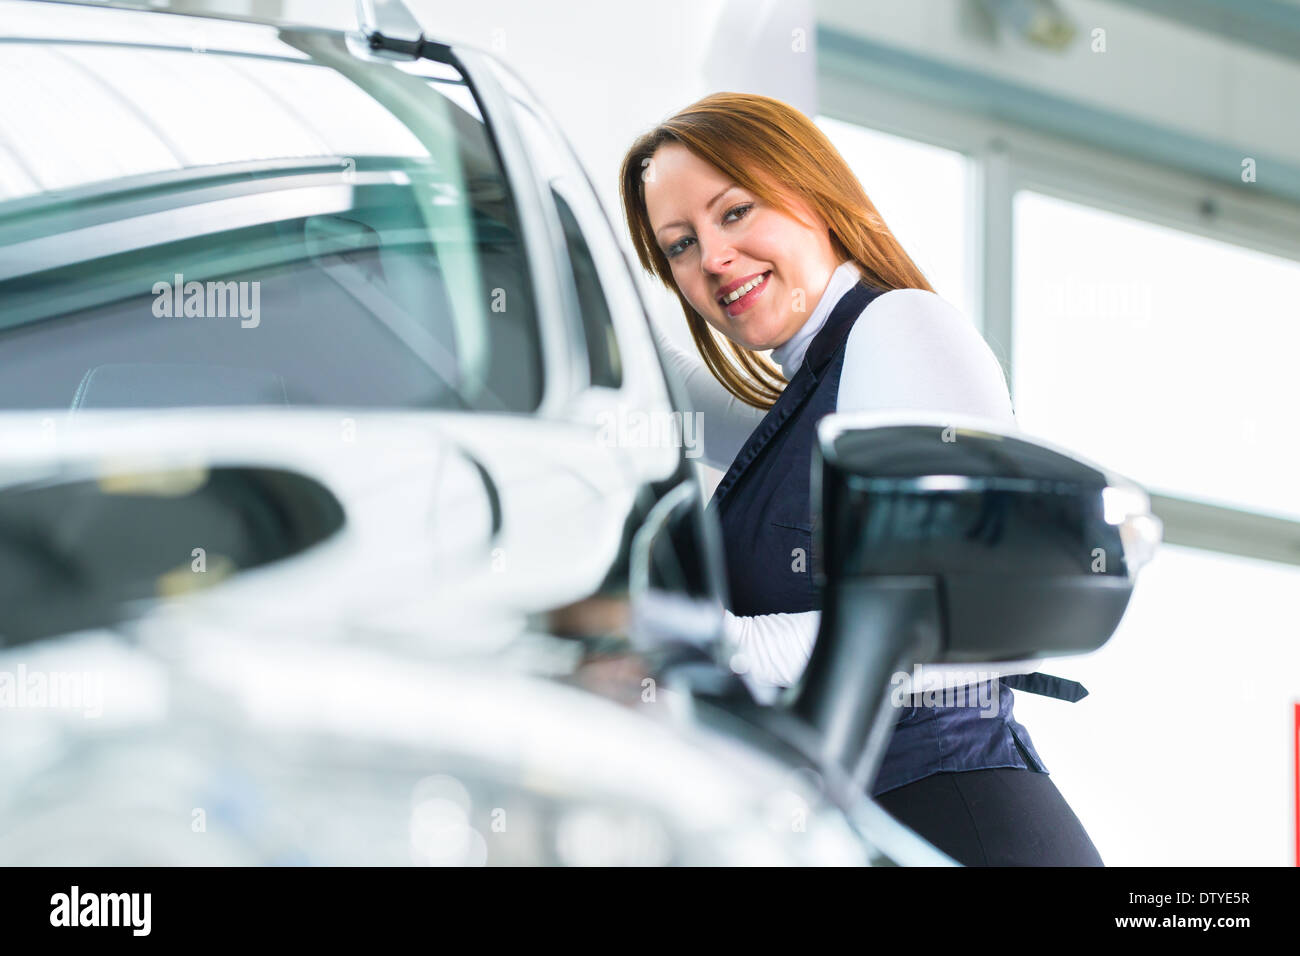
[646,142,837,351]
[619,91,934,408]
[617,91,1104,867]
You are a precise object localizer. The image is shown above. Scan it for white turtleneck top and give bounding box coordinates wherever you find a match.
[767,259,865,380]
[651,260,1030,689]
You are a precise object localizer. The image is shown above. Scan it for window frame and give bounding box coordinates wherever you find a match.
[818,51,1300,567]
[465,50,674,420]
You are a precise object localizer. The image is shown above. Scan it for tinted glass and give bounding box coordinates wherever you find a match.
[552,189,622,389]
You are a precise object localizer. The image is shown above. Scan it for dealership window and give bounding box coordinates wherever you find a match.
[1007,187,1300,865]
[815,117,975,323]
[1012,190,1300,522]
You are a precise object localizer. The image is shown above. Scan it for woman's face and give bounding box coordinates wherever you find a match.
[643,142,839,352]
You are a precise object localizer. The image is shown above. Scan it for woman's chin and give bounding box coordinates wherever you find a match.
[739,324,785,353]
[728,330,768,352]
[722,314,779,351]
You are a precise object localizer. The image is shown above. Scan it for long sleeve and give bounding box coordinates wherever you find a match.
[836,289,1016,426]
[722,607,819,687]
[650,318,767,473]
[720,288,1034,689]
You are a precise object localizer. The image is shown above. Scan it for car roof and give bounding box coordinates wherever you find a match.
[1,0,463,54]
[9,0,349,38]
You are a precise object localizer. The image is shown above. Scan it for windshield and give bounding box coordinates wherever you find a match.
[0,22,543,412]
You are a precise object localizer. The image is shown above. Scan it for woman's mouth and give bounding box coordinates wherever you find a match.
[719,271,771,318]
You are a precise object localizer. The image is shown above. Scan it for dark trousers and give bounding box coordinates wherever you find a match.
[875,768,1104,866]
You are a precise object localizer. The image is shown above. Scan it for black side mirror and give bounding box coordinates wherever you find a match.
[790,412,1161,790]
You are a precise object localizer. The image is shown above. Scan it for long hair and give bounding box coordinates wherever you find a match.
[619,92,934,409]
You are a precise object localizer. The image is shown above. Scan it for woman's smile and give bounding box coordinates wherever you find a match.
[718,270,771,318]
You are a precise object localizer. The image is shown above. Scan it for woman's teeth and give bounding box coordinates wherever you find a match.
[722,272,768,304]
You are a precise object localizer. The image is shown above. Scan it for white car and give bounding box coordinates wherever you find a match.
[0,0,1158,866]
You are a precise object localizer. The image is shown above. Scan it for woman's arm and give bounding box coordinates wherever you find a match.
[722,608,818,686]
[650,318,767,472]
[725,607,1044,690]
[838,288,1016,425]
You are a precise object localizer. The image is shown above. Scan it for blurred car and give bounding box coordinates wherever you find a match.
[0,0,1158,866]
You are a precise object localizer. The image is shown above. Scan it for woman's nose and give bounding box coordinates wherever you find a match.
[699,233,735,276]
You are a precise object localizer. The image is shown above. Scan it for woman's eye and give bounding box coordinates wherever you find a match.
[663,204,751,259]
[723,203,753,223]
[665,236,694,259]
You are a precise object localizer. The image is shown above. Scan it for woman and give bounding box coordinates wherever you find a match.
[618,92,1103,866]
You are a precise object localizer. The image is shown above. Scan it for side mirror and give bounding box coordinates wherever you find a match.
[0,464,345,647]
[790,412,1162,790]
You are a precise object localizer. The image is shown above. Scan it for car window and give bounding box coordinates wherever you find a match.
[551,189,622,389]
[0,40,543,412]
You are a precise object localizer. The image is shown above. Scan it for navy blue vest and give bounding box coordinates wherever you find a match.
[707,279,1066,797]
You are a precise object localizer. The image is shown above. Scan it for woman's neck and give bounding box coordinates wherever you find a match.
[769,260,862,377]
